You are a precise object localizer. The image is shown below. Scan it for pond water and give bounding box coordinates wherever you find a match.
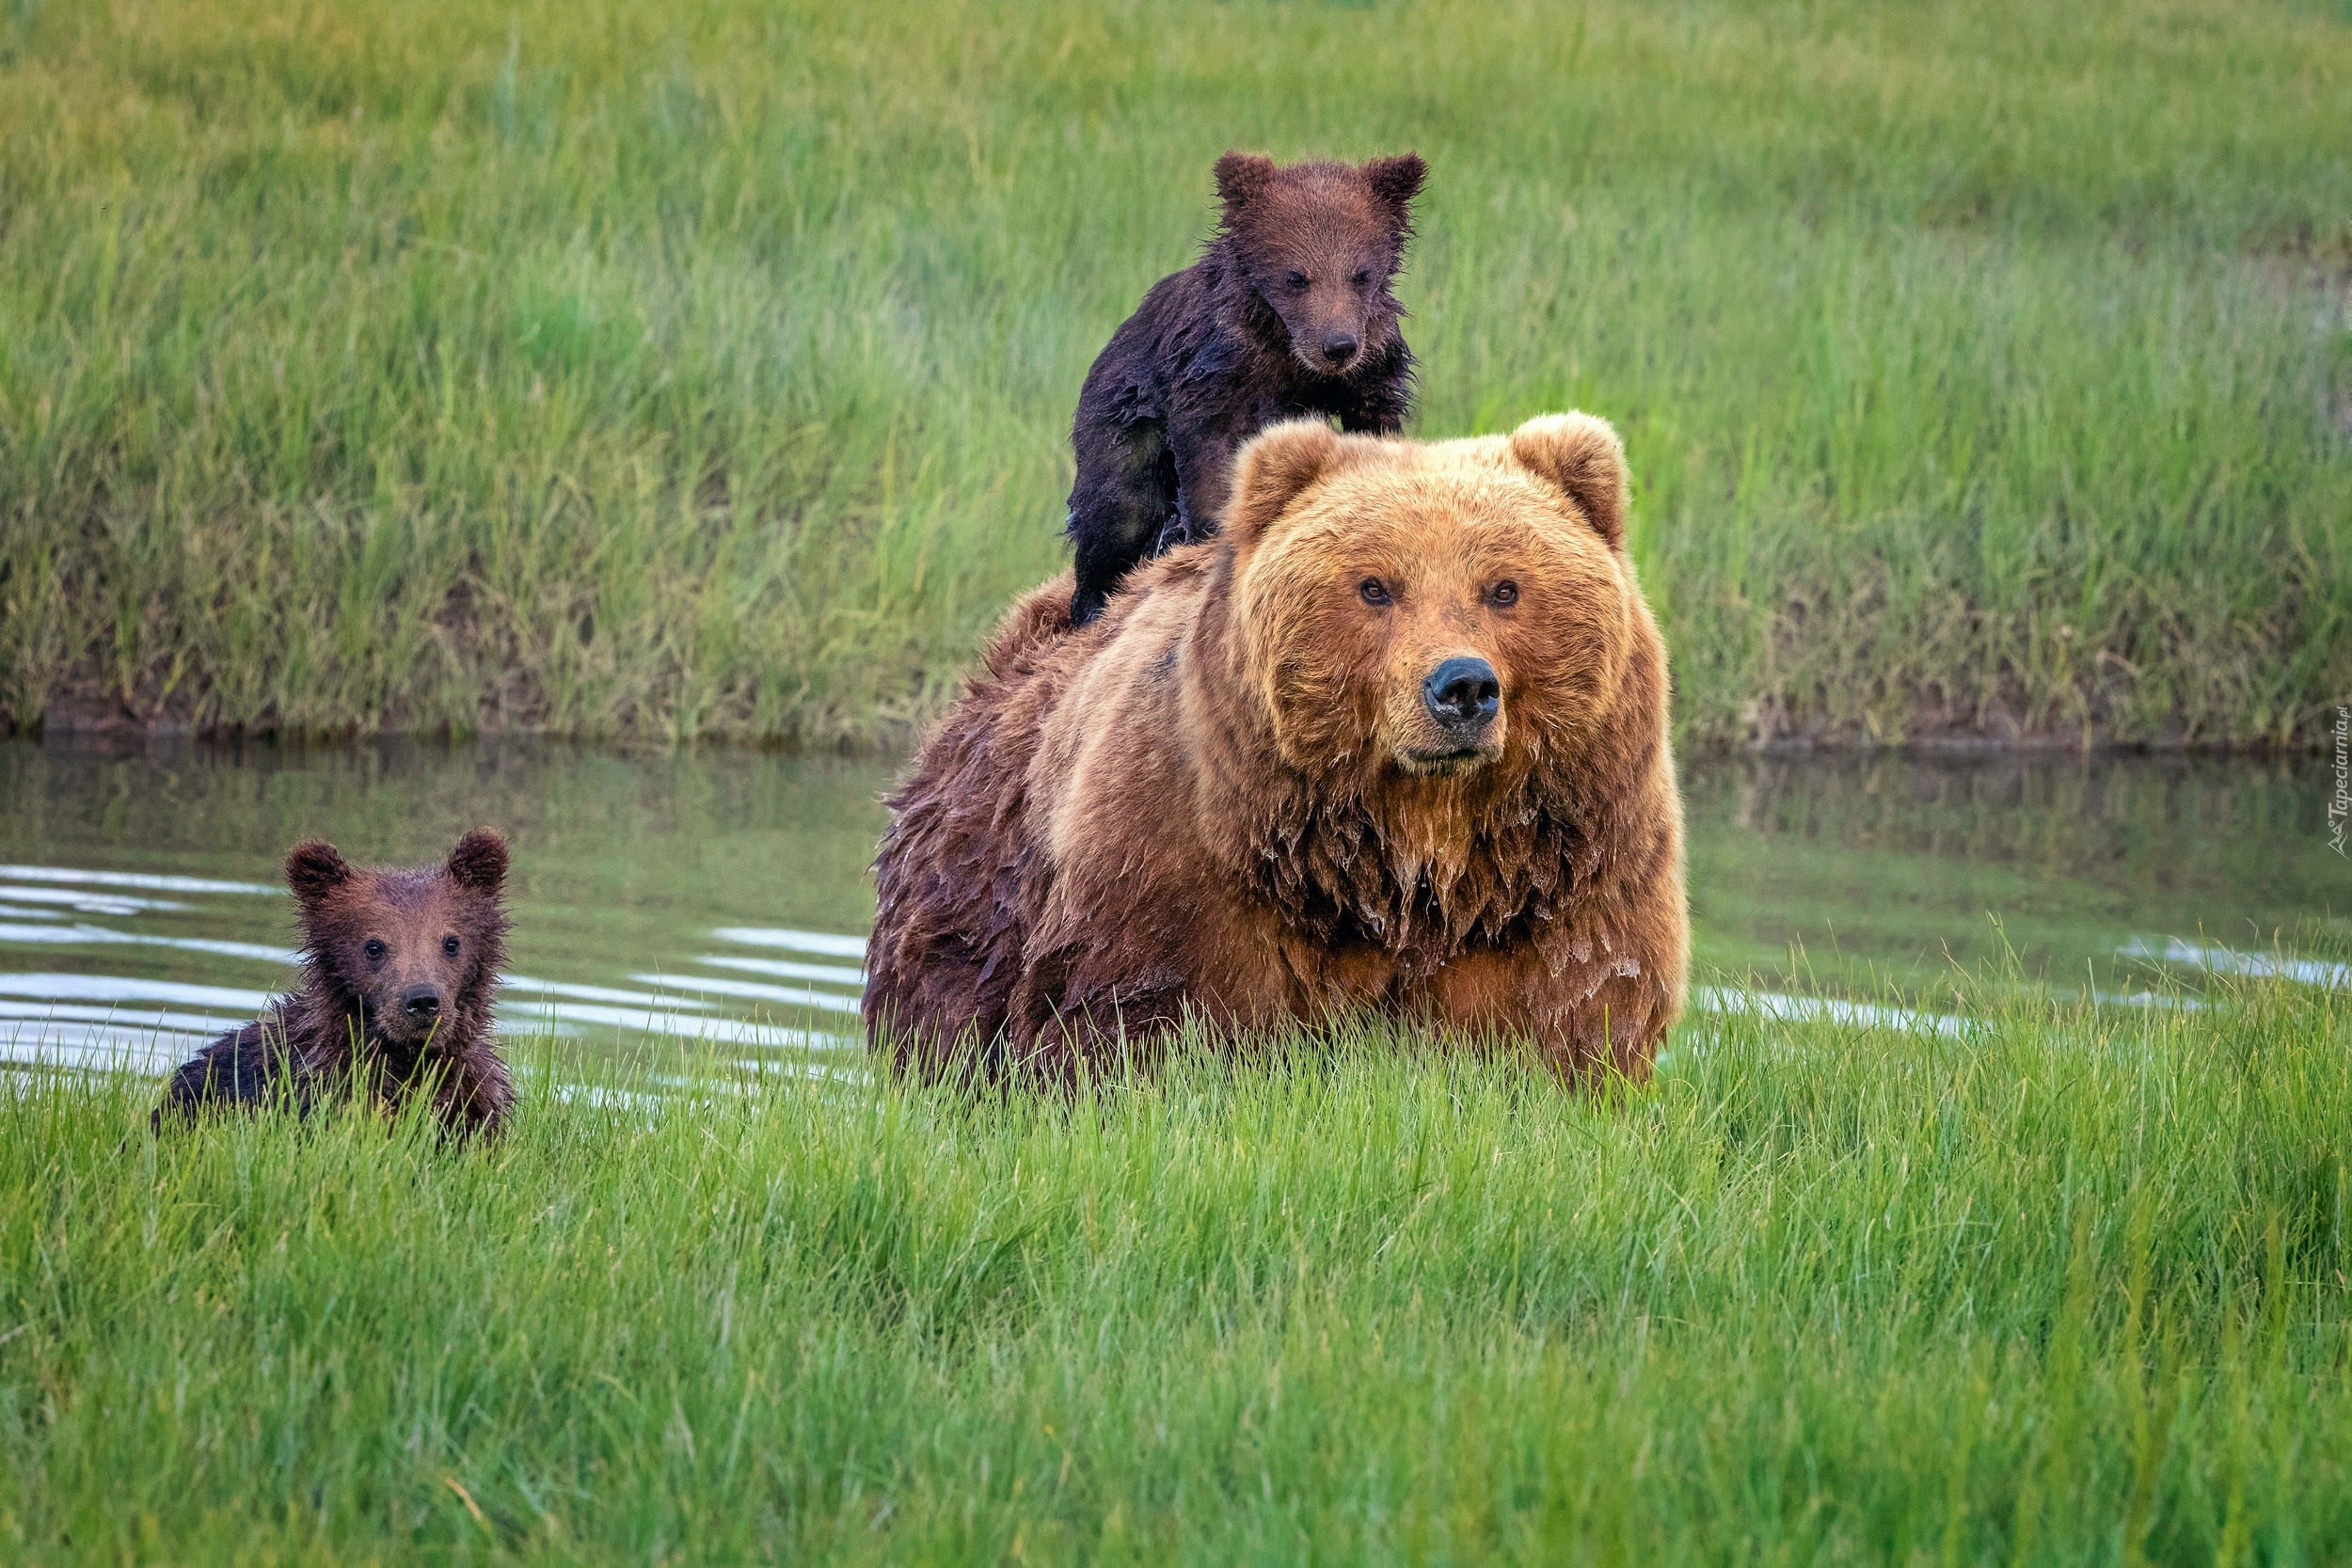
[0,738,2340,1080]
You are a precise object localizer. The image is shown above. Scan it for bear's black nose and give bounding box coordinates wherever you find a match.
[1321,331,1359,365]
[1423,657,1501,733]
[399,985,442,1020]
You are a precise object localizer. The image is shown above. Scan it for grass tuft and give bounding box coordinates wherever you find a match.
[2,957,2347,1561]
[0,0,2346,746]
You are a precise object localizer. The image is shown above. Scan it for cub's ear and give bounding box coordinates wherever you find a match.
[285,841,352,903]
[1508,412,1629,549]
[1213,150,1277,214]
[1361,152,1426,222]
[444,829,509,896]
[1224,420,1345,545]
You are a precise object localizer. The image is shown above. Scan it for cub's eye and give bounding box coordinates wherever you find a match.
[363,939,386,961]
[1488,580,1519,608]
[443,936,461,957]
[1352,269,1372,287]
[1359,578,1392,607]
[1284,270,1309,292]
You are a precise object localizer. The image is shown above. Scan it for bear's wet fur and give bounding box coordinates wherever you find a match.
[154,830,516,1136]
[1063,150,1425,626]
[870,413,1689,1082]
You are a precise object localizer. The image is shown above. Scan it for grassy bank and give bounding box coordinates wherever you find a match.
[1,0,2346,747]
[3,966,2348,1563]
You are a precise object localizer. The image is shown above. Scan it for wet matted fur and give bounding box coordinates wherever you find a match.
[871,414,1687,1080]
[154,830,516,1135]
[1063,150,1425,626]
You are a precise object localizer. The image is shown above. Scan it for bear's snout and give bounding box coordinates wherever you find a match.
[398,984,443,1022]
[1320,330,1359,367]
[1391,655,1504,775]
[1422,657,1501,734]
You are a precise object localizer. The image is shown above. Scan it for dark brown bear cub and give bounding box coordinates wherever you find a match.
[1063,150,1425,625]
[154,830,516,1137]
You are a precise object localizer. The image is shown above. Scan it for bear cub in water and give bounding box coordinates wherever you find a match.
[1063,150,1426,625]
[154,830,516,1136]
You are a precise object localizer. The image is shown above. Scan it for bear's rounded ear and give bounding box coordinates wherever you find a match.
[1361,152,1426,222]
[1214,151,1277,214]
[1223,420,1346,545]
[1509,412,1629,550]
[444,829,509,896]
[285,840,352,903]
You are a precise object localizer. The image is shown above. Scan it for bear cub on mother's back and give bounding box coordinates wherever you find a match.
[1064,150,1425,625]
[154,830,516,1137]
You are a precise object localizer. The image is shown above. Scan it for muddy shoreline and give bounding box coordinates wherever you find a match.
[19,694,2336,758]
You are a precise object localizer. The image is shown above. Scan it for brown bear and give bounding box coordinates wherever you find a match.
[867,413,1687,1080]
[153,830,516,1136]
[1063,150,1425,626]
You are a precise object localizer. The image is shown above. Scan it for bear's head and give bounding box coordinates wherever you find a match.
[1218,413,1650,787]
[285,829,510,1050]
[1213,150,1424,379]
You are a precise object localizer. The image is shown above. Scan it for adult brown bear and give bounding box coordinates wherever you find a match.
[866,414,1687,1080]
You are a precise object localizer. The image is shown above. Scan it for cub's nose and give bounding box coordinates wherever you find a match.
[1320,331,1359,366]
[399,985,442,1021]
[1422,657,1501,733]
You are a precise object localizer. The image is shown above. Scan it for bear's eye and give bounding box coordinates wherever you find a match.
[443,936,461,957]
[1359,578,1392,607]
[1284,270,1309,292]
[1352,269,1372,287]
[1488,580,1519,608]
[363,939,386,961]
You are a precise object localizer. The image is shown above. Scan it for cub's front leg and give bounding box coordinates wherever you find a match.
[1168,430,1239,548]
[1067,414,1178,625]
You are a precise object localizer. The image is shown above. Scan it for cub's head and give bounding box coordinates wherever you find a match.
[285,829,510,1047]
[1220,414,1651,782]
[1213,150,1424,379]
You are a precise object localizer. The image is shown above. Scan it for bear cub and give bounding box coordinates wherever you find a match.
[1063,149,1426,625]
[154,829,516,1137]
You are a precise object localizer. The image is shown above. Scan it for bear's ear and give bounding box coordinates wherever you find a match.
[1360,152,1426,223]
[285,840,352,903]
[1214,151,1277,214]
[444,829,509,896]
[1224,419,1349,545]
[1508,412,1629,550]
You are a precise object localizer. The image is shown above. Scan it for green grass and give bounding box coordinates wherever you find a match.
[3,964,2347,1563]
[0,0,2346,747]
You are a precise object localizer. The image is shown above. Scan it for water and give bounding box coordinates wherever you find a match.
[0,738,2340,1080]
[1682,753,2343,993]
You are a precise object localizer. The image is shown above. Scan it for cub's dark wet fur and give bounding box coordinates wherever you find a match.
[153,830,516,1136]
[1064,150,1425,625]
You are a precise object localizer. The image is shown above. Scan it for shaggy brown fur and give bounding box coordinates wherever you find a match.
[154,830,516,1135]
[869,414,1688,1080]
[1063,150,1425,626]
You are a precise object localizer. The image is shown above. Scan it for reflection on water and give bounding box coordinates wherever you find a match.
[0,738,2339,1078]
[1686,751,2343,993]
[2114,937,2349,990]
